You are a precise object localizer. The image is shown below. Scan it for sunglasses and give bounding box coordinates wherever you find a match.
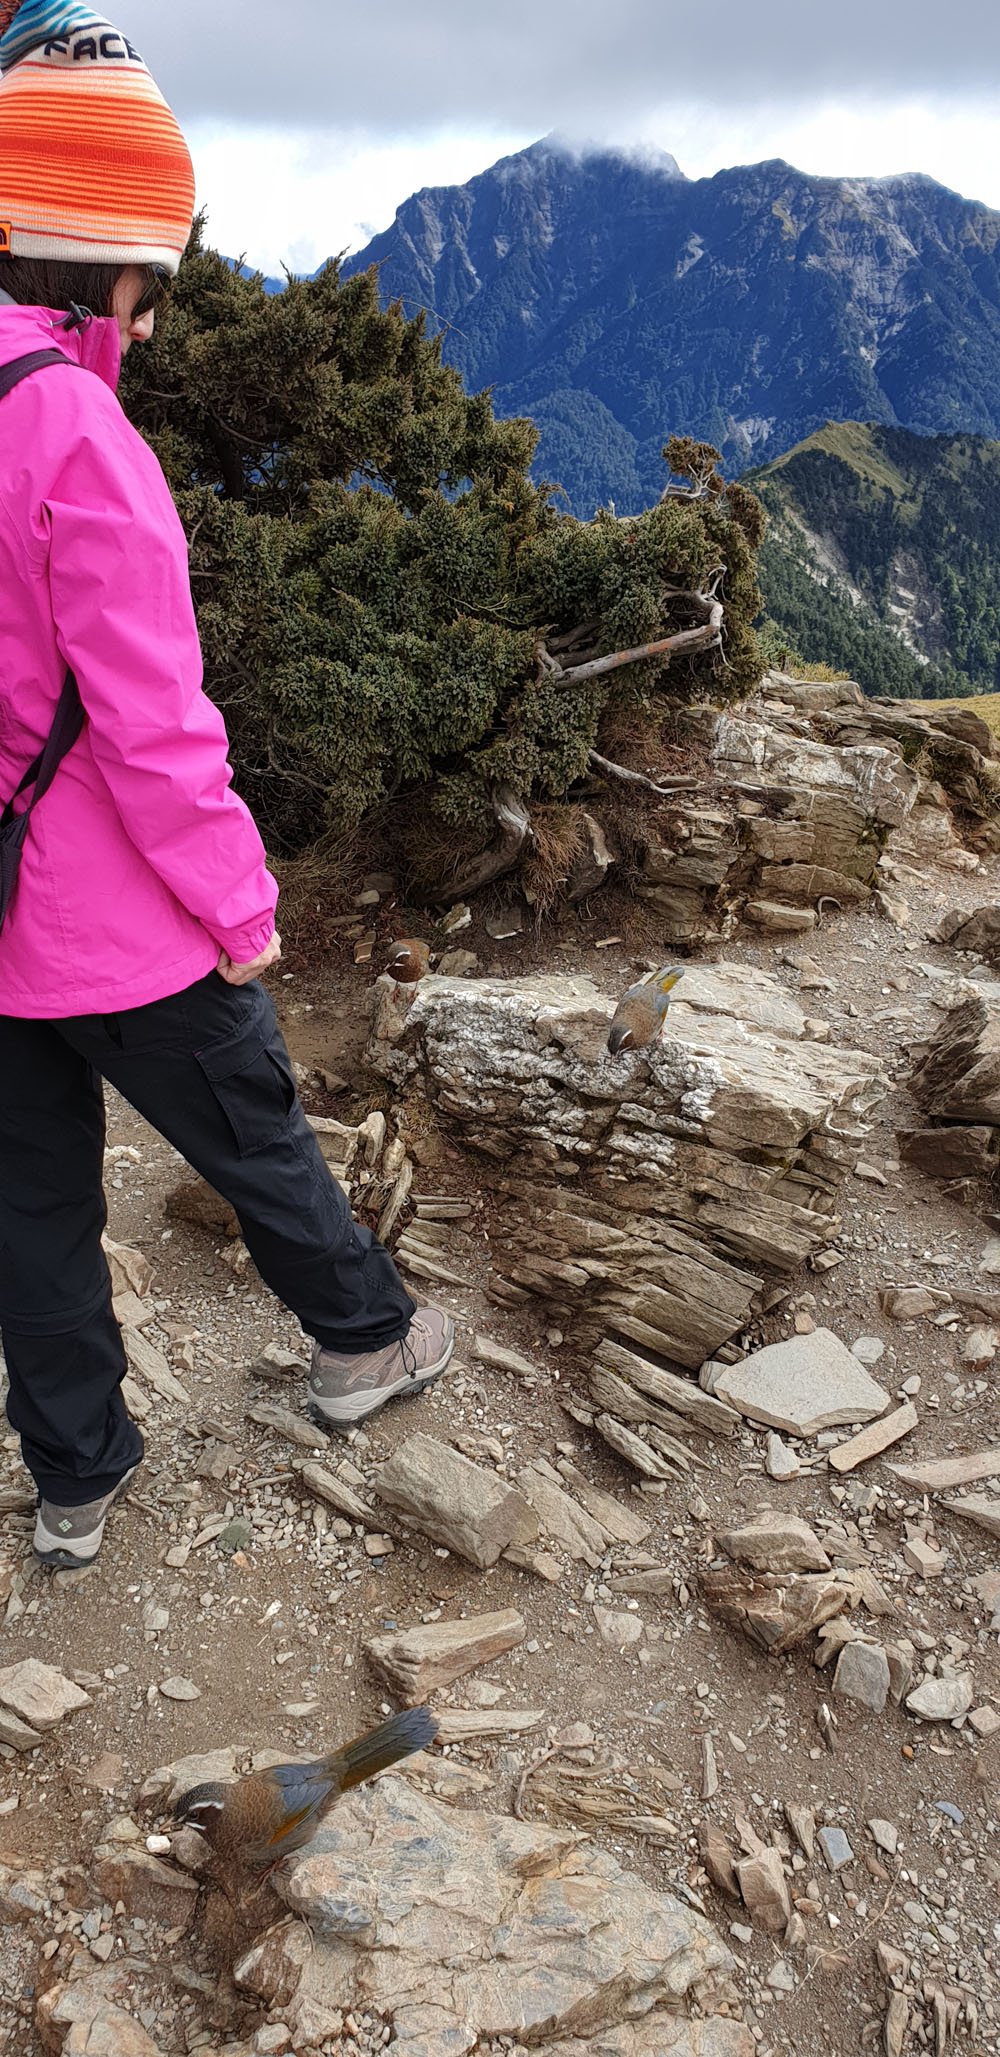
[130,264,171,322]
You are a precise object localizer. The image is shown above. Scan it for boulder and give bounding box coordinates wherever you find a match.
[700,1567,847,1654]
[832,1641,891,1714]
[629,695,924,943]
[370,966,883,1358]
[906,1673,974,1722]
[941,1494,1000,1540]
[0,1661,90,1732]
[916,703,997,758]
[899,1125,1000,1183]
[364,1609,526,1701]
[716,1512,830,1573]
[233,1774,748,2057]
[936,904,1000,959]
[760,671,865,714]
[911,992,1000,1126]
[595,687,985,950]
[745,900,817,933]
[37,1975,165,2056]
[735,1845,791,1934]
[374,1433,538,1568]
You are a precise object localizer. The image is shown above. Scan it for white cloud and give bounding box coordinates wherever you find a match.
[187,123,529,275]
[656,98,1000,210]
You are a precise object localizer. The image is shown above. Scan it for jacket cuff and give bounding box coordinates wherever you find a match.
[208,916,277,965]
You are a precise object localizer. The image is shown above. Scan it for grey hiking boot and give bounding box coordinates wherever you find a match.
[33,1467,138,1570]
[308,1307,455,1428]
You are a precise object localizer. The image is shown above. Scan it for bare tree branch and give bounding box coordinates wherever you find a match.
[551,584,724,687]
[659,474,716,504]
[587,752,701,795]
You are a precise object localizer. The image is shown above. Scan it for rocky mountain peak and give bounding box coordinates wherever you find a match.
[343,140,1000,512]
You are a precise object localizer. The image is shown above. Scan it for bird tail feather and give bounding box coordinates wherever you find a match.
[326,1705,438,1794]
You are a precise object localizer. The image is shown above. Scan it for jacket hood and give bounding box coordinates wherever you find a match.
[0,298,122,390]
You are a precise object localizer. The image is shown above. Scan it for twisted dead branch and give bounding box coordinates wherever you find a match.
[548,579,725,687]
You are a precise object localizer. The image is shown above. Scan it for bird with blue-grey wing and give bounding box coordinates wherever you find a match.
[172,1705,437,1879]
[607,965,686,1056]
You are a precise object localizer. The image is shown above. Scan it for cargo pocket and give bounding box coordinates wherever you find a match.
[195,1000,297,1157]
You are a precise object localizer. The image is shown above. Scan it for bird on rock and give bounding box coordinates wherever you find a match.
[607,964,686,1056]
[172,1706,437,1877]
[387,938,433,984]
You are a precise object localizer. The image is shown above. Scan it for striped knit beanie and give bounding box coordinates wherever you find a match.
[0,1,195,273]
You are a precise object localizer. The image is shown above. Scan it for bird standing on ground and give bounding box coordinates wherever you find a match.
[387,938,433,983]
[172,1706,437,1876]
[607,964,686,1056]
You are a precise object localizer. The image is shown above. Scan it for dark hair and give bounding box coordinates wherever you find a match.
[0,255,122,316]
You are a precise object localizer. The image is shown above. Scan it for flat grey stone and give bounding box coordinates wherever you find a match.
[906,1672,974,1722]
[718,1512,830,1573]
[714,1330,889,1437]
[833,1641,891,1714]
[0,1660,91,1731]
[868,1818,898,1856]
[851,1335,885,1366]
[818,1826,854,1871]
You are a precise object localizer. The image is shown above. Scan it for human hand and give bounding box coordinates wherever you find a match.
[216,932,282,986]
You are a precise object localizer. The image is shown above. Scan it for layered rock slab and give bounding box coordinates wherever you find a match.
[911,990,1000,1126]
[629,681,927,943]
[235,1774,749,2057]
[372,964,882,1359]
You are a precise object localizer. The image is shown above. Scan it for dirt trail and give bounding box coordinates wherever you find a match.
[1,849,999,2057]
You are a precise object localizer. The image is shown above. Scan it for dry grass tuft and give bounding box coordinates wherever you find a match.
[598,697,664,761]
[271,827,369,958]
[914,691,1000,742]
[787,659,853,683]
[394,804,492,906]
[522,804,587,915]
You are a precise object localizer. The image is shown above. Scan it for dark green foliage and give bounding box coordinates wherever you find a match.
[122,233,764,855]
[749,422,1000,699]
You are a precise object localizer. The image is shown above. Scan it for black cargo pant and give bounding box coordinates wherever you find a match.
[0,971,415,1504]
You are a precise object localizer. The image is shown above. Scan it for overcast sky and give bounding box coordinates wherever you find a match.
[122,0,1000,274]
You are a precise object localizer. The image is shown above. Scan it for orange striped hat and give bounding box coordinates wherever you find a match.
[0,1,195,273]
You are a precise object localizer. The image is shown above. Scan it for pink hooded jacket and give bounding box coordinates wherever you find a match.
[0,301,278,1019]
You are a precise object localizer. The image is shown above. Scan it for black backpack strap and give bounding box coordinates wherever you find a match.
[0,347,74,399]
[1,668,84,826]
[0,348,84,829]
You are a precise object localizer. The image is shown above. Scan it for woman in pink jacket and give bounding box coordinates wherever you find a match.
[0,0,453,1569]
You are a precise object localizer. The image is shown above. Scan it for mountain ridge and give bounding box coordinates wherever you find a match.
[328,138,1000,512]
[751,419,1000,697]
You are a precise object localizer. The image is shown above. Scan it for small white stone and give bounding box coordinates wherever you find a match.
[158,1675,201,1702]
[852,1336,885,1367]
[765,1433,801,1481]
